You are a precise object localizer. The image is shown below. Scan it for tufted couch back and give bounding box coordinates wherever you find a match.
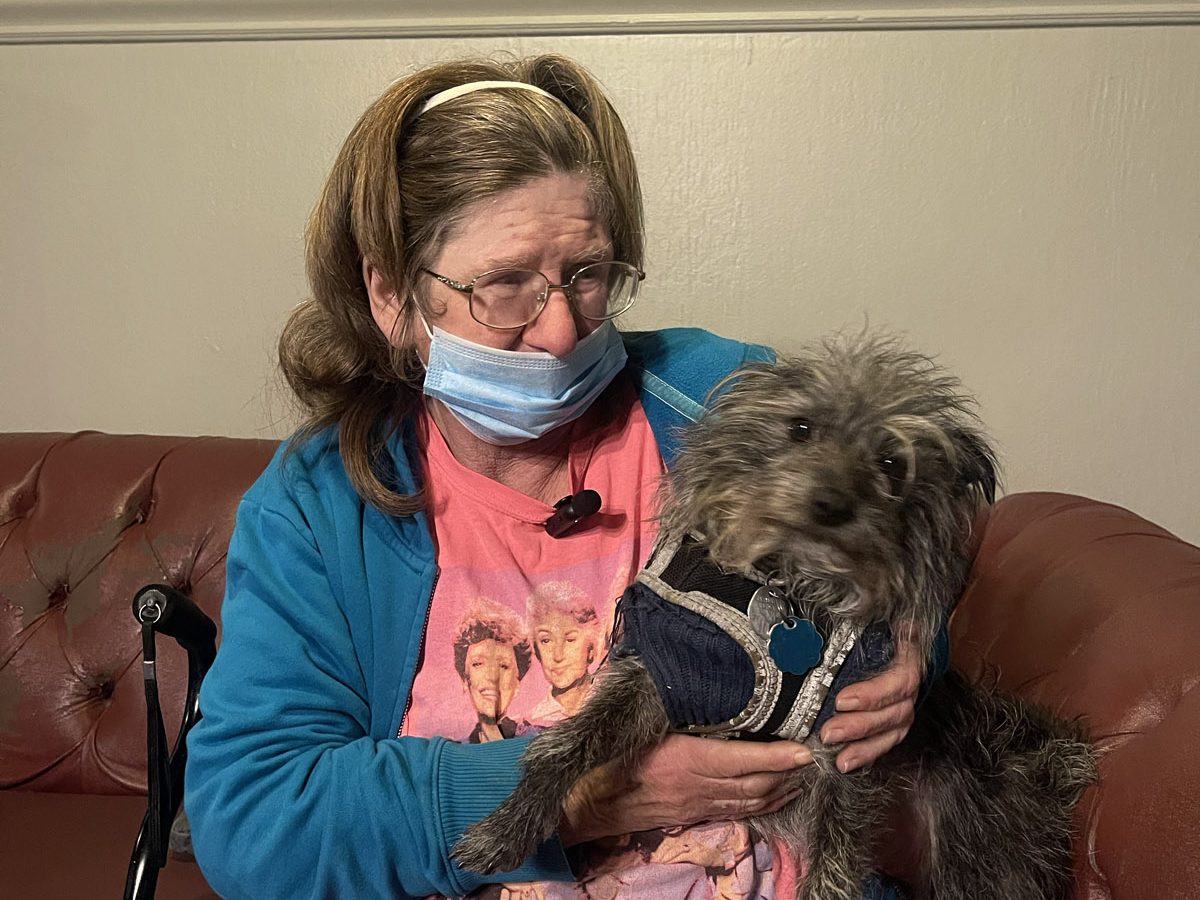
[0,432,276,794]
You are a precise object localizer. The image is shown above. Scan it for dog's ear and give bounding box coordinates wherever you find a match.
[950,427,998,505]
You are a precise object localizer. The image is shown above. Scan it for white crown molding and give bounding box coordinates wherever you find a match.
[3,1,1199,44]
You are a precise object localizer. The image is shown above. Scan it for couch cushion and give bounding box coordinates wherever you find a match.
[0,790,216,898]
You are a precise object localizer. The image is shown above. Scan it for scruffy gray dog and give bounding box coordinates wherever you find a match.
[453,335,1096,899]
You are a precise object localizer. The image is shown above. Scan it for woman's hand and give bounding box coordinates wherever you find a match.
[557,634,923,845]
[558,734,812,846]
[820,633,923,773]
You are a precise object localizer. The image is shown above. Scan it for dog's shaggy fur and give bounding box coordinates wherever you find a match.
[453,335,1096,899]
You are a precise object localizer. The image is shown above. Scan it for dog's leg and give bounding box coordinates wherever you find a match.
[452,654,668,875]
[799,761,892,900]
[910,672,1096,900]
[753,754,891,900]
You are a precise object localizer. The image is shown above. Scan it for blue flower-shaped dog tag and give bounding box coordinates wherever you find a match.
[768,616,824,676]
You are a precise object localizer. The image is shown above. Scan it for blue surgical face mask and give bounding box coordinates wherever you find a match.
[420,319,628,446]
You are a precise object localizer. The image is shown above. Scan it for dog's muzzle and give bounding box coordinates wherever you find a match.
[613,534,894,742]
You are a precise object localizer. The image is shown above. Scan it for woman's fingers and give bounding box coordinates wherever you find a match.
[679,733,812,777]
[821,699,914,745]
[617,734,813,827]
[747,771,806,814]
[834,635,922,713]
[834,725,908,773]
[574,660,930,838]
[697,770,805,818]
[755,778,806,816]
[713,770,795,803]
[815,633,923,772]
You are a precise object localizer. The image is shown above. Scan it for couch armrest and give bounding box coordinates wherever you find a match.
[952,492,1200,900]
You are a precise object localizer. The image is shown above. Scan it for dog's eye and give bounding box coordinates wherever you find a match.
[788,418,815,443]
[879,454,908,494]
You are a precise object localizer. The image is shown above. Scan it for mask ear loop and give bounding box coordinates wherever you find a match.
[381,290,427,385]
[414,298,434,341]
[403,294,436,389]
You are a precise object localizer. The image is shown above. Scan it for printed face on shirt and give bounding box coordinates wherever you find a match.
[533,610,597,691]
[464,638,520,721]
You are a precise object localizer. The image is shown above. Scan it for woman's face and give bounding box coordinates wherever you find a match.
[464,638,520,721]
[418,173,612,358]
[533,610,596,690]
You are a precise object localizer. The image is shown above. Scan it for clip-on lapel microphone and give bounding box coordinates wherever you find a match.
[544,489,602,538]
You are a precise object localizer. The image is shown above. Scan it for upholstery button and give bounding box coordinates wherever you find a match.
[89,679,116,701]
[48,583,70,606]
[127,494,154,525]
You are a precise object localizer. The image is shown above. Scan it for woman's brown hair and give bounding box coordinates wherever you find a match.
[279,55,644,515]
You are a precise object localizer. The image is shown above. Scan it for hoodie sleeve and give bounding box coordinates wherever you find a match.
[185,497,573,899]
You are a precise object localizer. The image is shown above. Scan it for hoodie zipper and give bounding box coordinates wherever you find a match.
[397,567,439,738]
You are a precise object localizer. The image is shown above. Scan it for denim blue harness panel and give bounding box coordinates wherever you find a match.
[616,582,757,727]
[614,535,895,741]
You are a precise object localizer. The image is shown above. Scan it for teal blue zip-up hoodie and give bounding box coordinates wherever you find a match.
[185,329,775,899]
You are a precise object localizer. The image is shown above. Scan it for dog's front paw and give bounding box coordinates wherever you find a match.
[452,817,535,875]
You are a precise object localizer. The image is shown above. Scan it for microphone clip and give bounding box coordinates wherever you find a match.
[544,489,602,538]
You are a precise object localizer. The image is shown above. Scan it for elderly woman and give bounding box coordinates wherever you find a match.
[186,55,925,899]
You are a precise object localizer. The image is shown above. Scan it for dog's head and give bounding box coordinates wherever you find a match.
[663,334,997,645]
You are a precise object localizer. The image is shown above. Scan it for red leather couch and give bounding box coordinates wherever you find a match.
[2,432,1197,899]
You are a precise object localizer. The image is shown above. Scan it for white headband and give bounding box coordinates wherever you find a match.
[418,80,559,116]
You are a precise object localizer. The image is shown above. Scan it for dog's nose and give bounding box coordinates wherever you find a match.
[811,486,856,527]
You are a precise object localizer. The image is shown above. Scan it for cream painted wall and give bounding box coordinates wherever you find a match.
[2,27,1198,542]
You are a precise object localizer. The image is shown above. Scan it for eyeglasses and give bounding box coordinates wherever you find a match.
[422,261,645,330]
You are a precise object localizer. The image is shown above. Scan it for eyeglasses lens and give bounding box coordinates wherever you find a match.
[470,263,639,328]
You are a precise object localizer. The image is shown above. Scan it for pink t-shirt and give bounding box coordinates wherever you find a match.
[403,392,785,899]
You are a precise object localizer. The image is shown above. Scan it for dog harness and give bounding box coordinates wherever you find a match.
[613,533,894,741]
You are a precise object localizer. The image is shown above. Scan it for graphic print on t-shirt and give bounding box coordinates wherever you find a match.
[413,560,634,744]
[404,392,787,899]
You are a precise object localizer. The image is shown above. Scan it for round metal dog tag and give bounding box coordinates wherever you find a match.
[767,616,825,676]
[748,585,791,639]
